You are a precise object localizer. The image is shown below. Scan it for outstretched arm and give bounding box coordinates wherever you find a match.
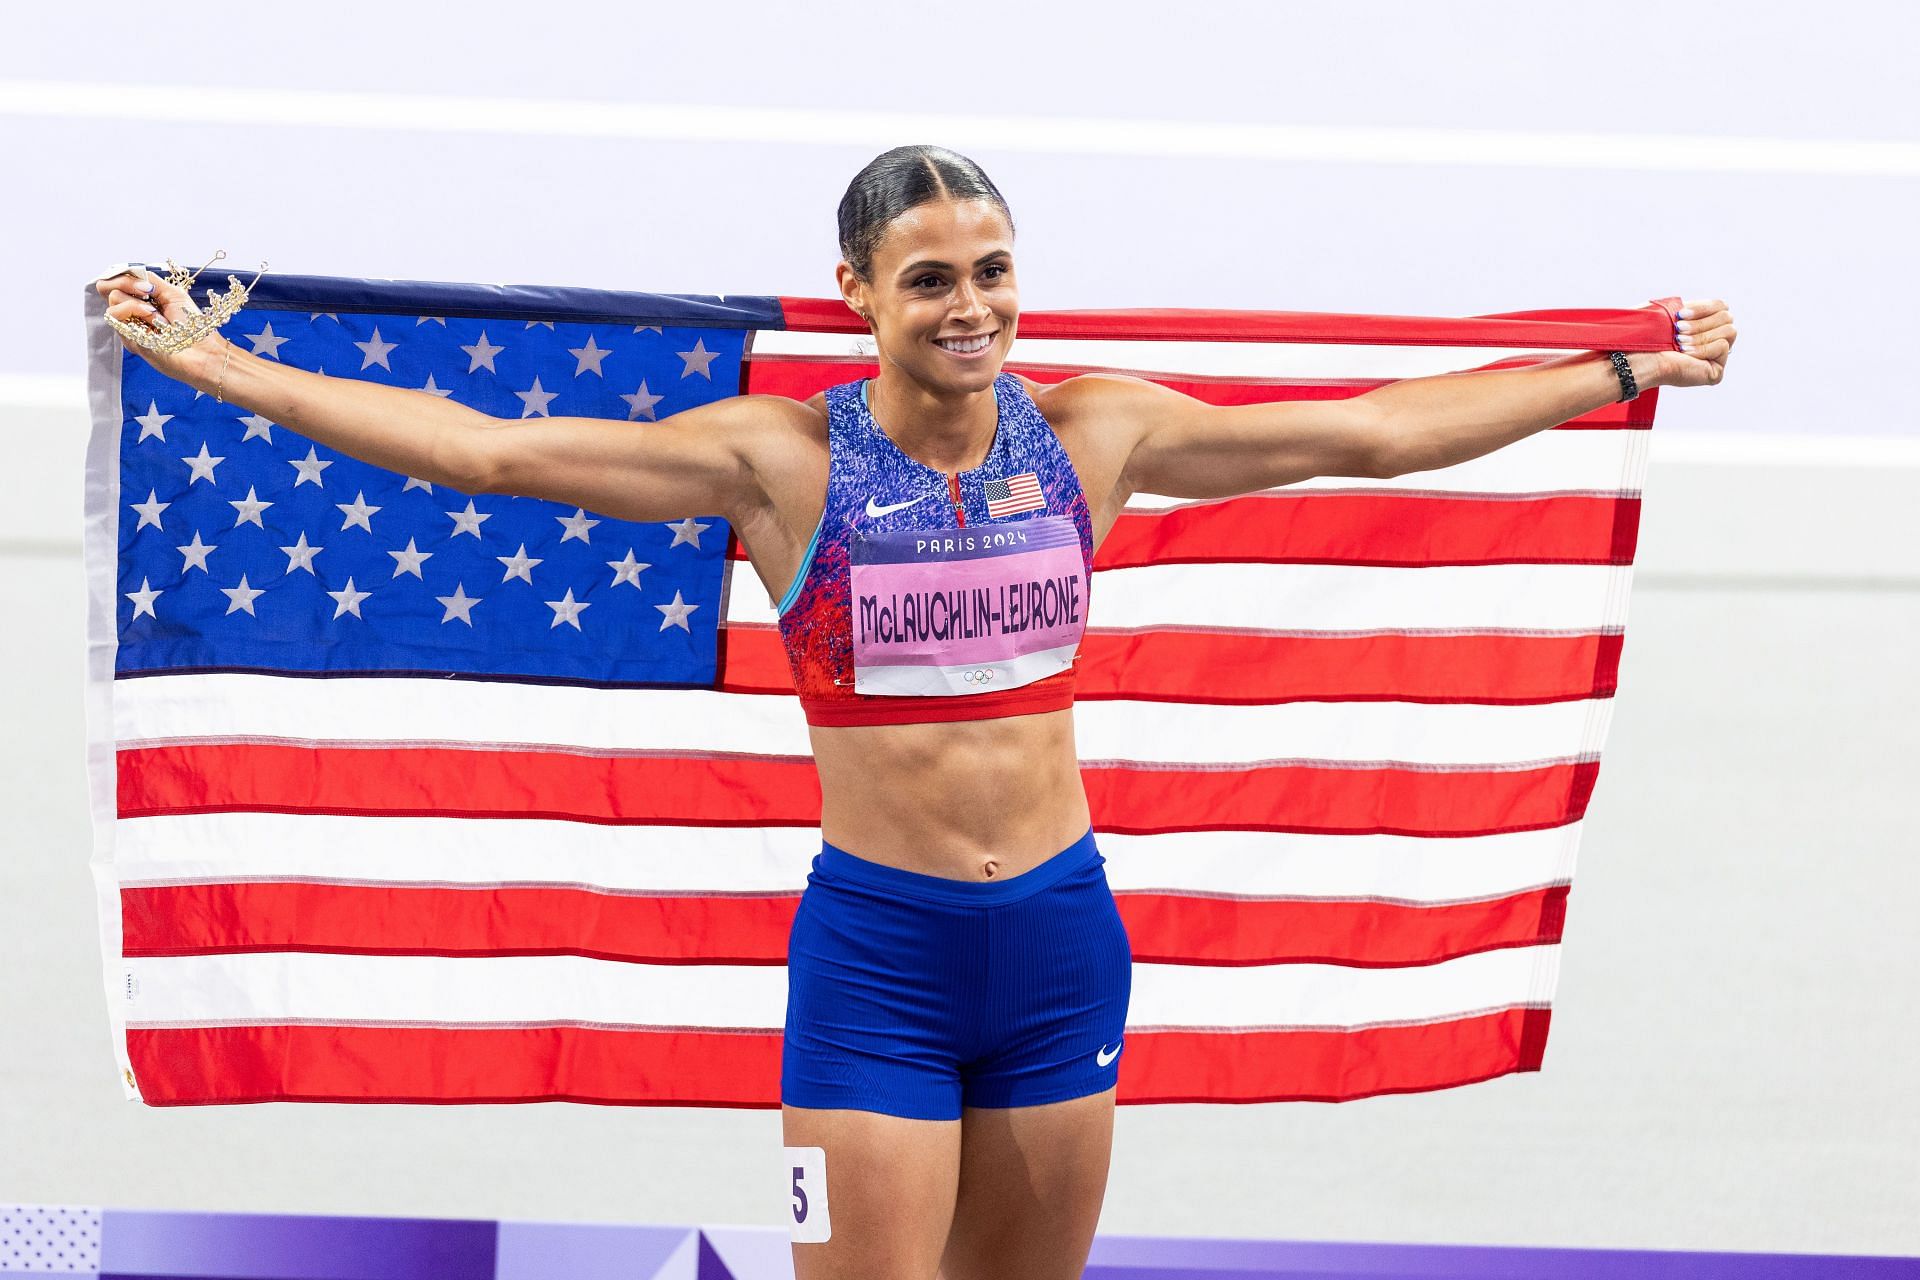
[1104,299,1733,498]
[97,265,787,525]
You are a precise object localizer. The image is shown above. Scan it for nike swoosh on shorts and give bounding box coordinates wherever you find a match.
[1096,1041,1122,1067]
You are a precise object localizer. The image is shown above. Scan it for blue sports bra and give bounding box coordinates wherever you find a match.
[773,373,1096,727]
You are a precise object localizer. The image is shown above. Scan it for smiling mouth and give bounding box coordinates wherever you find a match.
[934,332,996,355]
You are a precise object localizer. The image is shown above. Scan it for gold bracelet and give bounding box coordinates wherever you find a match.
[215,337,235,403]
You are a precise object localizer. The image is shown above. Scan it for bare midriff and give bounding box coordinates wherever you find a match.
[807,705,1093,883]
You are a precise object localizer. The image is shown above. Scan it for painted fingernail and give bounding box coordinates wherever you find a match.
[141,280,153,294]
[1676,321,1690,332]
[1678,309,1693,319]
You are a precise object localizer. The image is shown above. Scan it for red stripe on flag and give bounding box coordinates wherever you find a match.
[1097,492,1642,568]
[1080,758,1598,838]
[1116,1006,1551,1104]
[775,295,1678,354]
[121,882,803,965]
[126,1023,783,1108]
[117,743,824,827]
[120,882,1567,968]
[1114,884,1567,967]
[727,492,1644,568]
[718,624,1622,706]
[124,1006,1546,1106]
[118,744,1597,837]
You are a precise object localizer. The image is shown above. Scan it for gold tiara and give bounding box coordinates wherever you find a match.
[106,250,270,356]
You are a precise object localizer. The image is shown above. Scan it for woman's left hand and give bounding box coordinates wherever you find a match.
[1661,297,1737,388]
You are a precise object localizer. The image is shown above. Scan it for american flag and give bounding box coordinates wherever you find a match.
[83,271,1677,1107]
[983,469,1045,519]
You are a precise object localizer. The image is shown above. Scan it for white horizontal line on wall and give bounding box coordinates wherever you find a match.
[0,374,87,410]
[3,79,1915,177]
[1648,431,1920,468]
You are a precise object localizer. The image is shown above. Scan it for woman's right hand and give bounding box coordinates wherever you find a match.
[95,264,227,386]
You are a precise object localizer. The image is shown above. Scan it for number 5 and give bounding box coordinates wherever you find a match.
[791,1165,809,1222]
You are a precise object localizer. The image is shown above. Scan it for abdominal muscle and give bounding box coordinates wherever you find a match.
[806,705,1093,883]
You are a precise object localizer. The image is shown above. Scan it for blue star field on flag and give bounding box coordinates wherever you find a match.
[115,305,752,685]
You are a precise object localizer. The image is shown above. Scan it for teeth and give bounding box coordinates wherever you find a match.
[937,334,993,353]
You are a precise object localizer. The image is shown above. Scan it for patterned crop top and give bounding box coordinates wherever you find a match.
[773,372,1096,728]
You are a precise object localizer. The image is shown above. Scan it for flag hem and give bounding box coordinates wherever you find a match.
[81,281,139,1102]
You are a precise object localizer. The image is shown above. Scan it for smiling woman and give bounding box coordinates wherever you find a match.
[95,133,1732,1280]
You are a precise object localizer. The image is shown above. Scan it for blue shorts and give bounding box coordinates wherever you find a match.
[781,825,1133,1121]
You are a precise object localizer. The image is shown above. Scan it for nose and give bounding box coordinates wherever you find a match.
[951,280,990,326]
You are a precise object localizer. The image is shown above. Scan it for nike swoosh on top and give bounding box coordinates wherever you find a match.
[866,495,931,518]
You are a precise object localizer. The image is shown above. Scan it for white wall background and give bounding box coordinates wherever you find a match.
[3,0,1917,1260]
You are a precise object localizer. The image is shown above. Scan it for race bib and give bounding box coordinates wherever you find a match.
[849,514,1087,697]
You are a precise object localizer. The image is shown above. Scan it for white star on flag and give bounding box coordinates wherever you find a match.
[239,414,275,444]
[387,538,433,579]
[242,322,291,359]
[654,588,698,632]
[229,486,272,529]
[355,327,398,371]
[435,583,481,625]
[676,338,718,379]
[327,578,372,619]
[515,376,558,418]
[336,491,381,533]
[569,335,612,375]
[289,447,332,487]
[607,549,650,588]
[497,544,542,584]
[220,574,264,616]
[130,490,169,530]
[135,401,172,442]
[279,532,323,574]
[556,508,600,544]
[665,516,709,549]
[125,577,161,619]
[544,587,590,630]
[181,442,224,485]
[176,531,216,573]
[621,380,663,420]
[461,331,505,373]
[446,501,491,538]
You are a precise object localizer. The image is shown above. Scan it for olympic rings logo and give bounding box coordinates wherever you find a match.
[961,668,996,685]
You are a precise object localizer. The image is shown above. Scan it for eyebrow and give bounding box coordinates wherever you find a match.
[900,250,1010,274]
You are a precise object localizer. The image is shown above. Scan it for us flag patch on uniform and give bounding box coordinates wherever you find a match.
[985,471,1045,518]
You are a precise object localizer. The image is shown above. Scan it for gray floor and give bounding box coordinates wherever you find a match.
[2,549,1915,1256]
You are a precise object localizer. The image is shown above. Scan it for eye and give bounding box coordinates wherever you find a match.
[914,274,943,289]
[982,264,1007,280]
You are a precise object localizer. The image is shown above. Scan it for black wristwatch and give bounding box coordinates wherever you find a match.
[1607,350,1640,402]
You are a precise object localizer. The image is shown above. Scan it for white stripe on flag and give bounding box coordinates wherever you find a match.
[729,561,1635,631]
[116,674,1613,767]
[115,813,1583,904]
[751,330,1580,381]
[122,942,1556,1032]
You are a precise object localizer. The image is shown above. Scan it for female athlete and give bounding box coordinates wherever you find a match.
[98,143,1734,1279]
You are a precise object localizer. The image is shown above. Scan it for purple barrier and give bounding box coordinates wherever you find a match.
[4,1204,1915,1279]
